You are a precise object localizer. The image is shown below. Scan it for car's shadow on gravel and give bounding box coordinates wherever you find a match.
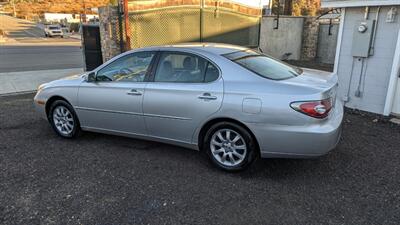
[53,126,337,180]
[29,109,396,184]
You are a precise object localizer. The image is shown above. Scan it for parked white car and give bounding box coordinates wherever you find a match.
[44,25,63,38]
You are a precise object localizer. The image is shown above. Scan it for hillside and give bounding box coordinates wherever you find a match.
[3,0,112,18]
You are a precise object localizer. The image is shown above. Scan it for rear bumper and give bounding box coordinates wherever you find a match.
[247,100,344,158]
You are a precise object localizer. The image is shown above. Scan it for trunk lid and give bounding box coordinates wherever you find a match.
[282,68,338,101]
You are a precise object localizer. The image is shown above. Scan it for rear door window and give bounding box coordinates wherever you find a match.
[224,50,302,80]
[154,52,219,83]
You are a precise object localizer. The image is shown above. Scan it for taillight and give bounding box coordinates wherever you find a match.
[290,98,332,119]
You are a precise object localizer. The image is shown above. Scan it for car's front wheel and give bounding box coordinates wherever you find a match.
[48,100,81,138]
[203,122,257,171]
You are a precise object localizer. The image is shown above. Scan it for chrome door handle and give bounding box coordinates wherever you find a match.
[127,89,142,96]
[198,93,217,100]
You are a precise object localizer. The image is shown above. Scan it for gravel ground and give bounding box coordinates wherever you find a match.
[1,93,399,225]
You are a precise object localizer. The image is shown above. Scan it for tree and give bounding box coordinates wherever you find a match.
[292,0,321,16]
[271,0,321,16]
[283,0,293,15]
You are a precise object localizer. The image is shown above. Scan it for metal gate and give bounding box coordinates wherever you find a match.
[82,24,103,71]
[123,0,262,50]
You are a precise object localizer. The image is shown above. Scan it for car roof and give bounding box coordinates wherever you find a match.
[136,43,249,56]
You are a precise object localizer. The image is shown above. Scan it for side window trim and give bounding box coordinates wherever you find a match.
[149,50,221,83]
[203,61,210,83]
[145,51,162,82]
[94,51,157,83]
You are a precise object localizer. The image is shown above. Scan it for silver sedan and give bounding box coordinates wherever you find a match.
[34,43,343,171]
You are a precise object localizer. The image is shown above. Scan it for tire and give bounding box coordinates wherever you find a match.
[48,100,81,138]
[203,122,258,171]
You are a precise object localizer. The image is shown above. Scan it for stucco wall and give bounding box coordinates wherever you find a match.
[259,16,304,60]
[336,6,400,114]
[317,23,339,64]
[259,16,337,63]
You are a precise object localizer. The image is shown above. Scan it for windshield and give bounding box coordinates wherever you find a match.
[49,26,60,30]
[223,50,302,80]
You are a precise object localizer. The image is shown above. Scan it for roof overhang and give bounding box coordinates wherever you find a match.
[322,0,400,8]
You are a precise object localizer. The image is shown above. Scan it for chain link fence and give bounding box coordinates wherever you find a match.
[123,0,261,50]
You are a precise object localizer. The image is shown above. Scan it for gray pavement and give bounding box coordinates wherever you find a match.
[0,68,83,95]
[0,93,400,224]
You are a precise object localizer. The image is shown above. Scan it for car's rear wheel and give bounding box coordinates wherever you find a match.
[48,100,81,138]
[203,122,257,171]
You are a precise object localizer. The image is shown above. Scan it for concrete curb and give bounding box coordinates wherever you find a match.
[0,90,36,97]
[65,34,82,40]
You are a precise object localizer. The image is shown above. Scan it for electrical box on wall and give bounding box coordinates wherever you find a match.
[351,20,376,57]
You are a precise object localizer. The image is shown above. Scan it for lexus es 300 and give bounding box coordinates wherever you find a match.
[34,43,343,171]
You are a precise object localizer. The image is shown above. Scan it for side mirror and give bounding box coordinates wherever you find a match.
[86,71,96,82]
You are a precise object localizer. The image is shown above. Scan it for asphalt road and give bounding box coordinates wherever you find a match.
[0,45,83,73]
[0,15,83,73]
[0,93,399,225]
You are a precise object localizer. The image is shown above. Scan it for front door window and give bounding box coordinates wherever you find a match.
[96,51,155,82]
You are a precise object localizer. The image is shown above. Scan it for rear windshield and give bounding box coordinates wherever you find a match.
[223,50,302,80]
[49,26,60,30]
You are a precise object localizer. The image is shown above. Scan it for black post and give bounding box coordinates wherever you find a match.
[117,0,125,52]
[200,0,204,42]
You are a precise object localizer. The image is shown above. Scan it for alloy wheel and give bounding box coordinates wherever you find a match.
[210,128,247,167]
[52,105,74,135]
